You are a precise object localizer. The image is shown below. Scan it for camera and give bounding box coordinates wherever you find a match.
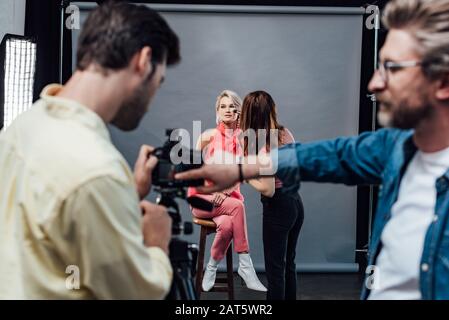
[152,129,204,189]
[151,129,213,300]
[151,128,212,236]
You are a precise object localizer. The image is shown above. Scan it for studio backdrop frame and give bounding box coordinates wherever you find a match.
[60,1,380,273]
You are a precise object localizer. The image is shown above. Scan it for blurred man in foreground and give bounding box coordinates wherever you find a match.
[0,2,180,299]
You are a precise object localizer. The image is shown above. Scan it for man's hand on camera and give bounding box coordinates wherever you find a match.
[141,200,172,255]
[134,145,158,200]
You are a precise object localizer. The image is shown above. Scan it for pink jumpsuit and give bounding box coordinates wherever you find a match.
[188,123,249,261]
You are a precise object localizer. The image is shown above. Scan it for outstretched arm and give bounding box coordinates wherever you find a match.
[176,129,401,194]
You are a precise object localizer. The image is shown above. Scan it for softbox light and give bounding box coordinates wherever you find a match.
[0,34,37,130]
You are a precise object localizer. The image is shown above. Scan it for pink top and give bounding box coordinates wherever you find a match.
[274,128,295,189]
[188,122,244,201]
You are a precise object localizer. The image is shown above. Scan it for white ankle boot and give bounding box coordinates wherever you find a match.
[238,253,267,292]
[202,257,220,292]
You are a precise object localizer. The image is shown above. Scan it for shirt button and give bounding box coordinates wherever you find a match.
[421,263,429,272]
[433,215,439,223]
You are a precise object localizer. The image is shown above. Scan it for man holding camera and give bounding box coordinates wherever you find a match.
[177,0,449,299]
[0,2,180,299]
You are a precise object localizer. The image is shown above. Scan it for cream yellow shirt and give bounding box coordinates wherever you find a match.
[0,84,172,299]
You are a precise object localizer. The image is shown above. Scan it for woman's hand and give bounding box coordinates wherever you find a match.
[247,177,275,198]
[212,192,228,207]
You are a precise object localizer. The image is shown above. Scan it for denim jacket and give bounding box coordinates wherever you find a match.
[274,128,449,300]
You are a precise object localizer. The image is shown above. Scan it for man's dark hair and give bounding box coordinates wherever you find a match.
[76,1,180,72]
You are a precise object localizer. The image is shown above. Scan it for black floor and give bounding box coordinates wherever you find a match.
[200,273,364,300]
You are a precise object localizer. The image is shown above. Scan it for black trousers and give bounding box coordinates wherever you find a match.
[262,190,304,300]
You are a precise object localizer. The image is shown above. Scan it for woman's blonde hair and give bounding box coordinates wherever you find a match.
[383,0,449,80]
[215,90,242,124]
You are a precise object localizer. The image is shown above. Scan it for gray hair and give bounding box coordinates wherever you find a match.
[383,0,449,80]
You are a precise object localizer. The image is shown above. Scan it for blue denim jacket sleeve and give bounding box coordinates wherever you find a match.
[271,128,398,194]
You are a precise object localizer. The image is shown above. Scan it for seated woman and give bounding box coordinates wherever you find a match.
[240,90,304,300]
[188,90,266,292]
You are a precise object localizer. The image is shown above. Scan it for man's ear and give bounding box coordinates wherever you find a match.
[436,73,449,101]
[135,46,153,79]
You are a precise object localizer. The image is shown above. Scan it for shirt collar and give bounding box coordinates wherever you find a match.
[401,130,449,180]
[402,131,417,162]
[40,84,111,141]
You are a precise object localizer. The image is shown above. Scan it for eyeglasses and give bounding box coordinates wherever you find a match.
[376,60,422,84]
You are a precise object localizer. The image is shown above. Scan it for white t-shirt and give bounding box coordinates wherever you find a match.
[368,146,449,300]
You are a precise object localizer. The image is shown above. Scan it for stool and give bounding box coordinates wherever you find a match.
[193,217,234,300]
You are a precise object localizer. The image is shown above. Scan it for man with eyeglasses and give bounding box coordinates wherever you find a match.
[176,0,449,299]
